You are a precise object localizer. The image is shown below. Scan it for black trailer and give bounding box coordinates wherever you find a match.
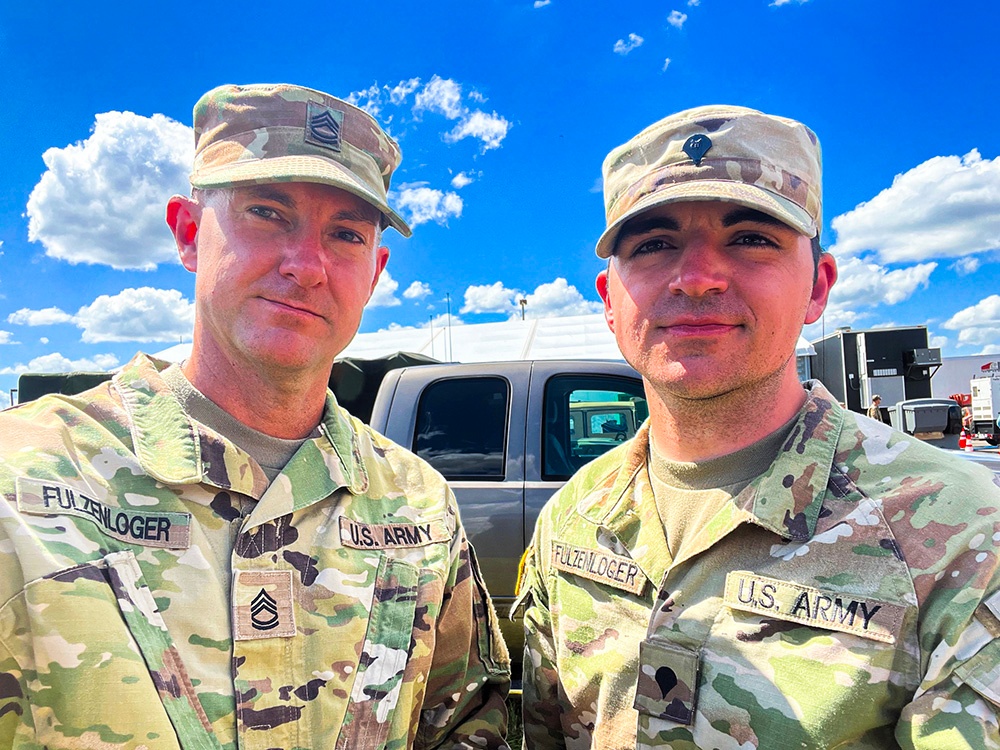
[811,326,941,416]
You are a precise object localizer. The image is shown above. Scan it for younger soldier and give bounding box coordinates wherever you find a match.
[0,84,509,749]
[520,105,1000,748]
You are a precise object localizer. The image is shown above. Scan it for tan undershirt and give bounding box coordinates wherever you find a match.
[162,364,316,483]
[648,414,798,564]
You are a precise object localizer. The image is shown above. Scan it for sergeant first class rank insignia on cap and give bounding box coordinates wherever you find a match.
[305,101,343,151]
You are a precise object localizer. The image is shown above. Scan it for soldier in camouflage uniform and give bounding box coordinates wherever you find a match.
[0,84,509,749]
[519,105,1000,748]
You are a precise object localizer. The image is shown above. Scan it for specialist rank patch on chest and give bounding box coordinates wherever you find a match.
[724,571,907,643]
[551,540,647,595]
[16,477,192,549]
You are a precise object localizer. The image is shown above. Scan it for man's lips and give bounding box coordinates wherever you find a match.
[260,297,323,319]
[662,318,741,336]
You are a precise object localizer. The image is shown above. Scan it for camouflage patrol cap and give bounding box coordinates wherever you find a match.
[190,83,412,237]
[596,104,821,258]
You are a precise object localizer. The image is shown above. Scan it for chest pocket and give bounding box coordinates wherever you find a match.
[334,555,419,750]
[0,553,221,750]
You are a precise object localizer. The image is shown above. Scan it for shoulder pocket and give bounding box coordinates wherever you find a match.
[469,544,510,675]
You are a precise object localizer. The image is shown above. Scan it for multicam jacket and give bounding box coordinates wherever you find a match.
[521,382,1000,749]
[0,354,509,750]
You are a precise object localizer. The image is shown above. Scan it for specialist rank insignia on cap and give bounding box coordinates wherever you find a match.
[305,100,344,151]
[682,134,712,166]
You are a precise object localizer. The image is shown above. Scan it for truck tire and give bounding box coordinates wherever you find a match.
[988,435,1000,447]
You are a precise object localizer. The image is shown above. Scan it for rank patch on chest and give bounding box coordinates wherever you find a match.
[338,516,450,549]
[16,477,191,549]
[724,571,906,644]
[233,570,296,640]
[550,540,647,596]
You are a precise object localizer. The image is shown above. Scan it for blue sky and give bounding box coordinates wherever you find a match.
[2,0,999,406]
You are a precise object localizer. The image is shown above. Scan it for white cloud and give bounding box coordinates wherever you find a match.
[951,256,982,276]
[942,295,1000,348]
[451,171,475,189]
[39,337,49,345]
[806,256,937,335]
[830,150,1000,264]
[771,0,807,5]
[394,186,463,227]
[347,82,385,117]
[461,282,523,314]
[667,10,688,28]
[0,352,120,376]
[75,287,195,343]
[662,58,672,72]
[423,313,465,329]
[590,177,604,194]
[687,0,700,5]
[929,334,949,349]
[0,331,13,344]
[7,307,74,326]
[0,391,8,409]
[369,270,401,308]
[613,33,644,55]
[414,76,465,120]
[403,281,432,300]
[445,111,511,151]
[390,77,421,105]
[26,110,193,271]
[534,0,551,6]
[521,278,603,319]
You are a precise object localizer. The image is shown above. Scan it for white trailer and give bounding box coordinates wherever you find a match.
[971,376,1000,445]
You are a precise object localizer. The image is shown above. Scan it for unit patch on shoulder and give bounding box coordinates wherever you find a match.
[233,569,296,640]
[339,516,450,550]
[724,571,906,644]
[551,540,647,596]
[16,477,191,549]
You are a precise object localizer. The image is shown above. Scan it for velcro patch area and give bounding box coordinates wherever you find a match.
[551,540,647,596]
[724,571,905,644]
[339,516,450,550]
[17,477,191,549]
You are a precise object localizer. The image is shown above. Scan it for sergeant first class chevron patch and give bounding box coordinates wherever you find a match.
[724,571,907,644]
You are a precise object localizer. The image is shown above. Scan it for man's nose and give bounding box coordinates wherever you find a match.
[278,232,327,288]
[666,241,730,297]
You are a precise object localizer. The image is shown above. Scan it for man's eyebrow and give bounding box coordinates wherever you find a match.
[721,207,791,229]
[334,207,380,224]
[244,185,297,209]
[617,215,682,242]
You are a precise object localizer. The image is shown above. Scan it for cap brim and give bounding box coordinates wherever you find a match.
[191,155,412,239]
[596,180,816,259]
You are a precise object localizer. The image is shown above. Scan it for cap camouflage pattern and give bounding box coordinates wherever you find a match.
[596,104,822,258]
[191,83,412,237]
[0,354,508,748]
[521,382,1000,748]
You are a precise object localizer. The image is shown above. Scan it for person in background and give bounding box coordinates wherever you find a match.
[867,393,884,422]
[520,104,1000,749]
[0,83,509,749]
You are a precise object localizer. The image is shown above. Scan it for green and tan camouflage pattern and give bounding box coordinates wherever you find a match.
[521,381,1000,749]
[0,353,509,749]
[596,104,821,258]
[191,83,411,237]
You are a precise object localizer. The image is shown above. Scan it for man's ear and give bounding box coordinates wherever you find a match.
[367,245,391,300]
[596,267,615,333]
[804,252,837,325]
[166,195,201,272]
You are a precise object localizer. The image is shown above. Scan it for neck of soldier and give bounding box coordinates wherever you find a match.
[644,359,806,463]
[181,343,328,441]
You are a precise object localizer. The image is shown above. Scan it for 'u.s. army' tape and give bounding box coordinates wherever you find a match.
[17,477,191,549]
[339,516,450,550]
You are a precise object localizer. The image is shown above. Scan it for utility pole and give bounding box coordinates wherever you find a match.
[519,298,528,320]
[445,293,453,362]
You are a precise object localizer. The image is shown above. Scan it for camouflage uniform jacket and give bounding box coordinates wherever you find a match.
[0,354,510,750]
[521,381,1000,749]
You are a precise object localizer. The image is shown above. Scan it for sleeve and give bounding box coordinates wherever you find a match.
[896,594,1000,749]
[0,642,29,749]
[521,521,566,750]
[416,515,511,750]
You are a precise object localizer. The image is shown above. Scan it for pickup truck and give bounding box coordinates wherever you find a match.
[369,359,646,664]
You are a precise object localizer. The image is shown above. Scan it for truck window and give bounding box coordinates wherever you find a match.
[543,375,647,481]
[414,377,509,480]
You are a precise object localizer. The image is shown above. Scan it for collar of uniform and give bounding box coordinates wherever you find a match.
[736,381,844,542]
[575,421,672,589]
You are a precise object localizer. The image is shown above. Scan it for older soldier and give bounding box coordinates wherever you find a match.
[520,105,1000,748]
[0,84,509,749]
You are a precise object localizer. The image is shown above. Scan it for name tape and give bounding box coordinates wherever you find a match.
[551,541,647,596]
[724,571,906,644]
[339,516,450,550]
[17,477,191,550]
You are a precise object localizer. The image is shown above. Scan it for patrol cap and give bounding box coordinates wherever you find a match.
[596,104,821,258]
[190,83,412,237]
